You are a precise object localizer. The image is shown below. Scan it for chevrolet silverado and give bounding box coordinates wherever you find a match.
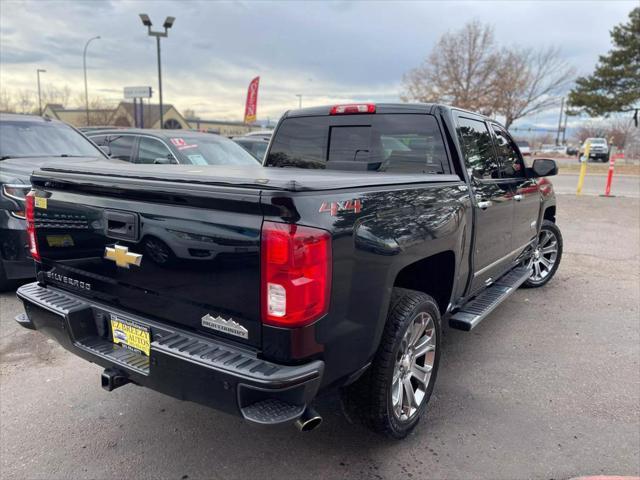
[15,103,562,438]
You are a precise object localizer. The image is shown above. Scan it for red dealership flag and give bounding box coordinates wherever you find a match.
[244,76,260,124]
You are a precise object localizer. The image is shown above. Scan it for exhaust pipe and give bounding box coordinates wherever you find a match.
[101,368,130,392]
[295,407,322,432]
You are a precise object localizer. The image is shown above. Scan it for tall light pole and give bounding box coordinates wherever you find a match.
[36,69,46,115]
[296,94,302,109]
[139,14,175,129]
[83,35,101,126]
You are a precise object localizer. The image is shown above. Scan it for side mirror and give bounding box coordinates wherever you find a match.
[530,158,558,177]
[99,145,111,157]
[153,156,177,165]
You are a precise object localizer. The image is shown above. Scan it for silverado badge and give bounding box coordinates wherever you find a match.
[201,314,249,339]
[104,245,142,268]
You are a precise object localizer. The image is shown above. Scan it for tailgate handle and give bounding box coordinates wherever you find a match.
[105,210,139,241]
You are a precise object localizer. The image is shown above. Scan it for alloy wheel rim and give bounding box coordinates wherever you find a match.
[391,311,436,422]
[527,228,558,283]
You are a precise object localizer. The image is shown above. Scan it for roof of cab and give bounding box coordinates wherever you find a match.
[281,102,496,125]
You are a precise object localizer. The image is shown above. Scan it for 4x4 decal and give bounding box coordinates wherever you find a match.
[319,199,362,216]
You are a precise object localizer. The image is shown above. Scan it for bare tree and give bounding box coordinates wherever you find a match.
[41,85,72,108]
[402,21,575,128]
[574,117,636,148]
[17,89,36,114]
[494,46,576,128]
[183,108,198,119]
[86,97,115,126]
[0,89,16,113]
[401,21,500,113]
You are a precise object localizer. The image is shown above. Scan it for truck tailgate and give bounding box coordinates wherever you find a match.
[31,177,263,348]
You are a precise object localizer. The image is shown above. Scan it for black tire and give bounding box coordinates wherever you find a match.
[341,288,441,439]
[522,220,563,288]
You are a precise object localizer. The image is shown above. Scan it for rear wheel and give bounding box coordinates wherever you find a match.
[341,288,441,439]
[522,220,563,288]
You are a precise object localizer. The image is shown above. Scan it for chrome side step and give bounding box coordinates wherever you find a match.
[449,267,531,331]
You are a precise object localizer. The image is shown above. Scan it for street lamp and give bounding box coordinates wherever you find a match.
[83,36,101,126]
[36,69,46,116]
[139,13,175,129]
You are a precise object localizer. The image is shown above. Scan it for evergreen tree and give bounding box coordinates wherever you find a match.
[568,7,640,117]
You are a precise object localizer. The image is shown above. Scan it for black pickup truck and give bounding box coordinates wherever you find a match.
[15,103,562,438]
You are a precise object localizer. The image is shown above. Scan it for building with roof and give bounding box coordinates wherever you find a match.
[42,102,264,136]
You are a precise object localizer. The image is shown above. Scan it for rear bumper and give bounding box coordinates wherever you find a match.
[15,282,324,425]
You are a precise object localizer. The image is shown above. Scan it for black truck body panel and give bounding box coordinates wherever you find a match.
[16,104,557,423]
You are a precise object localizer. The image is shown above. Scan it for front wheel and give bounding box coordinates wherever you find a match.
[522,220,563,288]
[341,288,441,439]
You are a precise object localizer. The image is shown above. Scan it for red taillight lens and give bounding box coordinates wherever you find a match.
[25,192,40,261]
[329,103,376,115]
[261,221,331,328]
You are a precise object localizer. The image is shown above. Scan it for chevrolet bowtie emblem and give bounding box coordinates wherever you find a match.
[104,245,142,268]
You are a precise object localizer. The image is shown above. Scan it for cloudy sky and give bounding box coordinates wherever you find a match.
[0,0,635,127]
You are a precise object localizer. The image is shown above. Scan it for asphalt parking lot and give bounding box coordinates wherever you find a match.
[1,194,639,480]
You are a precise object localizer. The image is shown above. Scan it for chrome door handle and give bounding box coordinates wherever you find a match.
[477,200,493,209]
[513,194,523,201]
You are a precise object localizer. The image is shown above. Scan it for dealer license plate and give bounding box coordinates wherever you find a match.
[110,314,150,356]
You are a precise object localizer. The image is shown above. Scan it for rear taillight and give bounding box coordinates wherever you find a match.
[261,221,331,328]
[25,192,40,261]
[329,103,376,115]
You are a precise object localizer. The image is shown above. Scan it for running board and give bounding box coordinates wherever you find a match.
[449,267,531,331]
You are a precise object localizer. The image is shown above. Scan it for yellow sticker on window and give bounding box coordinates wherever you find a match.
[34,197,47,209]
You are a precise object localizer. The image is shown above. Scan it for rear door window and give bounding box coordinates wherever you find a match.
[455,117,499,180]
[107,135,135,162]
[491,125,525,179]
[266,114,450,174]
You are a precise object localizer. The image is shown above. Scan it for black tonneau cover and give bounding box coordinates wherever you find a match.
[35,161,460,192]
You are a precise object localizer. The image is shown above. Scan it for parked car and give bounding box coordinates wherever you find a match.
[579,137,610,162]
[16,103,562,439]
[232,136,269,161]
[516,140,531,156]
[86,129,259,165]
[566,145,579,156]
[0,113,110,290]
[242,129,273,140]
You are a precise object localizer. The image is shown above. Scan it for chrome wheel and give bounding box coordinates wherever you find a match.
[391,312,436,421]
[526,228,559,284]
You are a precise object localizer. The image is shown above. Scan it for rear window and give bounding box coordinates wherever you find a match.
[266,114,450,174]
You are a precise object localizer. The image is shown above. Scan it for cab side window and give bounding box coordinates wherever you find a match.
[492,125,525,179]
[456,117,499,180]
[107,135,135,162]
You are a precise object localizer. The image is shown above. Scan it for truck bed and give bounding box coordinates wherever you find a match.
[36,161,460,192]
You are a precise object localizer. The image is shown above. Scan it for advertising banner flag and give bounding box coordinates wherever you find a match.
[244,76,260,124]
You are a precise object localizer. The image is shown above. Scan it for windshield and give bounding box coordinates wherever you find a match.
[171,135,259,165]
[0,120,105,159]
[589,138,606,144]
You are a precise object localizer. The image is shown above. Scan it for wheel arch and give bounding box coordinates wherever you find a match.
[392,251,456,315]
[543,205,556,223]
